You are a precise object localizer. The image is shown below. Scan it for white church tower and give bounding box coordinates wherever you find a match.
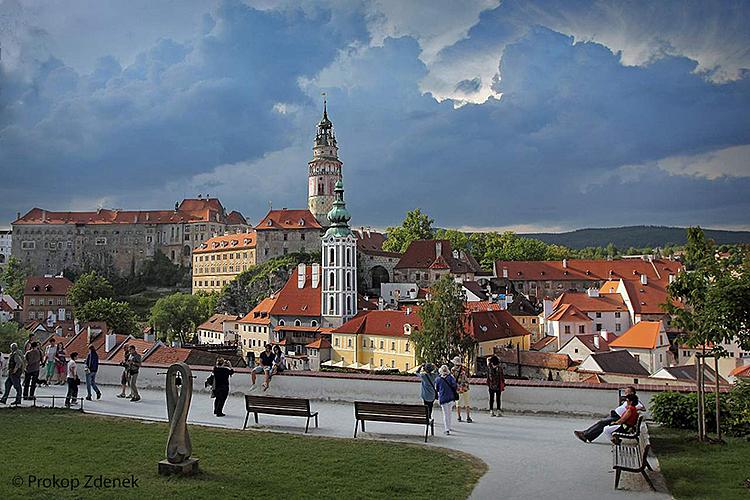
[321,180,357,328]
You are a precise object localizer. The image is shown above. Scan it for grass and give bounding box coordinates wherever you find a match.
[0,408,485,499]
[649,426,750,500]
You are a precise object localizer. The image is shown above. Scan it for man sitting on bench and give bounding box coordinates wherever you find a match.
[604,393,641,444]
[574,386,645,443]
[250,344,275,391]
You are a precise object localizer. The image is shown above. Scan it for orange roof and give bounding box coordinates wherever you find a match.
[599,280,621,294]
[270,266,321,317]
[553,291,627,313]
[239,296,278,325]
[106,338,157,363]
[255,209,321,231]
[197,313,241,333]
[194,232,256,253]
[306,338,332,349]
[609,321,664,349]
[496,259,682,314]
[547,303,591,322]
[464,301,502,312]
[729,364,750,378]
[333,310,421,338]
[143,344,192,364]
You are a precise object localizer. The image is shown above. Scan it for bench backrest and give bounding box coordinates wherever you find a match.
[354,401,428,419]
[245,395,310,412]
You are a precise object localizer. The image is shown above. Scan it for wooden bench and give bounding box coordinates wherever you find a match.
[611,415,655,490]
[353,401,434,442]
[243,395,318,433]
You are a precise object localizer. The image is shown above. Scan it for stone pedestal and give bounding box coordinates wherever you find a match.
[158,458,200,476]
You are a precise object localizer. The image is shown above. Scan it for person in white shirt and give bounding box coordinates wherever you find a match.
[65,352,80,408]
[574,386,646,443]
[43,342,59,384]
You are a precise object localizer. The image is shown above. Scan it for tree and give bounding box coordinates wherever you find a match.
[664,227,750,440]
[0,257,29,302]
[150,292,211,343]
[68,271,114,310]
[382,209,434,253]
[139,250,189,287]
[77,298,139,336]
[434,228,470,252]
[0,322,29,352]
[413,275,476,366]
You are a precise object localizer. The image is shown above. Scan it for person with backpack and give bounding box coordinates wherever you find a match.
[416,363,438,420]
[435,364,459,435]
[126,345,142,402]
[486,355,505,417]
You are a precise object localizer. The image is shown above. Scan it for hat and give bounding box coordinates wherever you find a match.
[452,356,462,366]
[423,363,434,373]
[439,365,450,377]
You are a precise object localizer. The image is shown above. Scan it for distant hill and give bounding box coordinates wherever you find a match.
[521,226,750,249]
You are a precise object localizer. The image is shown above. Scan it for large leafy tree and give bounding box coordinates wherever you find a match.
[0,257,29,302]
[413,275,476,365]
[76,298,139,336]
[68,271,114,310]
[434,228,470,252]
[382,209,435,253]
[0,322,29,352]
[150,292,211,343]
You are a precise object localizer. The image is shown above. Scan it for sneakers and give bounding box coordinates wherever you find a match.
[130,397,141,402]
[85,396,92,401]
[574,431,588,443]
[444,430,451,435]
[96,392,102,400]
[261,383,269,392]
[116,394,127,398]
[215,413,226,417]
[457,416,463,422]
[249,384,256,392]
[494,412,503,417]
[466,416,473,423]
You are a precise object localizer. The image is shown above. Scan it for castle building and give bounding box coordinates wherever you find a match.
[321,181,357,328]
[307,99,343,227]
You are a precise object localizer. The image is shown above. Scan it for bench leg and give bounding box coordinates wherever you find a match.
[354,420,359,438]
[644,457,653,471]
[431,421,434,436]
[424,424,429,443]
[315,414,319,428]
[361,420,365,432]
[305,416,310,434]
[641,471,655,491]
[243,411,250,430]
[614,469,622,490]
[254,412,259,424]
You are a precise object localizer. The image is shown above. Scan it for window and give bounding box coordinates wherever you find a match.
[370,340,374,348]
[329,272,335,290]
[294,319,301,327]
[578,325,585,334]
[596,323,602,331]
[595,312,602,318]
[405,343,409,352]
[311,320,318,327]
[95,237,107,245]
[329,296,334,315]
[334,337,339,347]
[278,320,285,326]
[363,338,367,348]
[574,348,578,353]
[391,360,395,368]
[21,241,36,250]
[379,359,383,366]
[615,312,621,318]
[531,318,536,324]
[30,298,36,306]
[564,325,571,334]
[380,340,384,349]
[615,324,621,332]
[329,248,335,265]
[405,363,409,371]
[347,338,352,348]
[391,341,396,351]
[346,248,351,265]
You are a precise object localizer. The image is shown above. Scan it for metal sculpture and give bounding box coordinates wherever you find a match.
[159,362,199,475]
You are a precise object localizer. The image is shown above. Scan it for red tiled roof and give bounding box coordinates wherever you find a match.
[24,276,73,296]
[464,301,502,312]
[332,310,422,338]
[466,309,530,342]
[62,322,111,357]
[270,266,322,318]
[106,338,157,363]
[255,209,322,230]
[194,232,256,253]
[609,321,664,349]
[547,303,591,322]
[552,291,627,313]
[240,296,278,325]
[395,240,481,274]
[531,336,558,351]
[197,314,241,333]
[355,230,401,257]
[496,259,682,314]
[562,334,610,353]
[495,348,575,370]
[306,338,332,349]
[143,344,192,364]
[226,210,249,226]
[729,364,750,378]
[275,325,332,333]
[14,199,246,227]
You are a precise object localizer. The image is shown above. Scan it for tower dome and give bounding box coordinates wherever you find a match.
[325,180,352,237]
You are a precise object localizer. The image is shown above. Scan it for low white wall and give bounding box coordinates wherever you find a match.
[93,363,661,417]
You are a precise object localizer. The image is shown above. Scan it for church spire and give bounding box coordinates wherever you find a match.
[315,94,336,147]
[325,180,352,238]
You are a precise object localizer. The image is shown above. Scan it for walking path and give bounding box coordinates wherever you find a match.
[2,383,670,500]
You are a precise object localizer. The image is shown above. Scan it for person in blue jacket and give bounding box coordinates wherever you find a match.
[84,344,101,401]
[435,364,458,435]
[416,363,437,420]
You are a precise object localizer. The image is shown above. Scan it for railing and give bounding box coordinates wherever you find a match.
[29,395,85,412]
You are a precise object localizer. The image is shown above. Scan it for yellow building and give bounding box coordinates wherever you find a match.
[192,232,256,293]
[331,310,420,371]
[238,295,276,356]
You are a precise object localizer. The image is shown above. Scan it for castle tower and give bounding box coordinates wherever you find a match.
[321,180,357,328]
[308,98,343,227]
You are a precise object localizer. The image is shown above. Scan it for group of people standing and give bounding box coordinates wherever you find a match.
[416,354,505,435]
[116,345,142,402]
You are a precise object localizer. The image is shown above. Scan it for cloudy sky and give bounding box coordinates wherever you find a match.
[1,0,749,232]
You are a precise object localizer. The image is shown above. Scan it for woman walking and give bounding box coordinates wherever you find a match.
[65,352,80,408]
[54,344,67,385]
[486,355,505,417]
[435,365,458,435]
[212,358,234,417]
[416,363,437,420]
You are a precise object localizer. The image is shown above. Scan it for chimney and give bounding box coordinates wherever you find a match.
[378,297,385,310]
[366,226,371,237]
[297,263,307,288]
[435,241,442,257]
[87,325,93,345]
[587,287,599,298]
[405,307,412,316]
[593,335,600,349]
[502,268,508,279]
[105,333,117,353]
[16,212,20,220]
[640,274,648,285]
[668,274,675,284]
[562,259,568,268]
[55,326,63,336]
[74,319,81,334]
[311,263,320,288]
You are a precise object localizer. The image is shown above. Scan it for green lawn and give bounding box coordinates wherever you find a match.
[0,409,485,499]
[649,426,750,500]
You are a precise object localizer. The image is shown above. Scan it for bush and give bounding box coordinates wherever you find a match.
[651,384,749,437]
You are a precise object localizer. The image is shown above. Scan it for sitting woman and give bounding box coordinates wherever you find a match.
[604,393,641,444]
[265,345,286,391]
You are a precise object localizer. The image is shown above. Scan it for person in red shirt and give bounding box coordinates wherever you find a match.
[604,393,640,444]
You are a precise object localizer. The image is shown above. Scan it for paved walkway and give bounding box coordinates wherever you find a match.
[2,384,670,500]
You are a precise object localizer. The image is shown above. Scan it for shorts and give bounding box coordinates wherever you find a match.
[252,366,271,374]
[457,390,471,407]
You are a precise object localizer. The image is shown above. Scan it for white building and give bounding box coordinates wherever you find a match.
[0,227,11,268]
[196,313,241,345]
[545,303,594,347]
[608,321,671,374]
[557,333,612,362]
[321,180,357,328]
[552,288,632,334]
